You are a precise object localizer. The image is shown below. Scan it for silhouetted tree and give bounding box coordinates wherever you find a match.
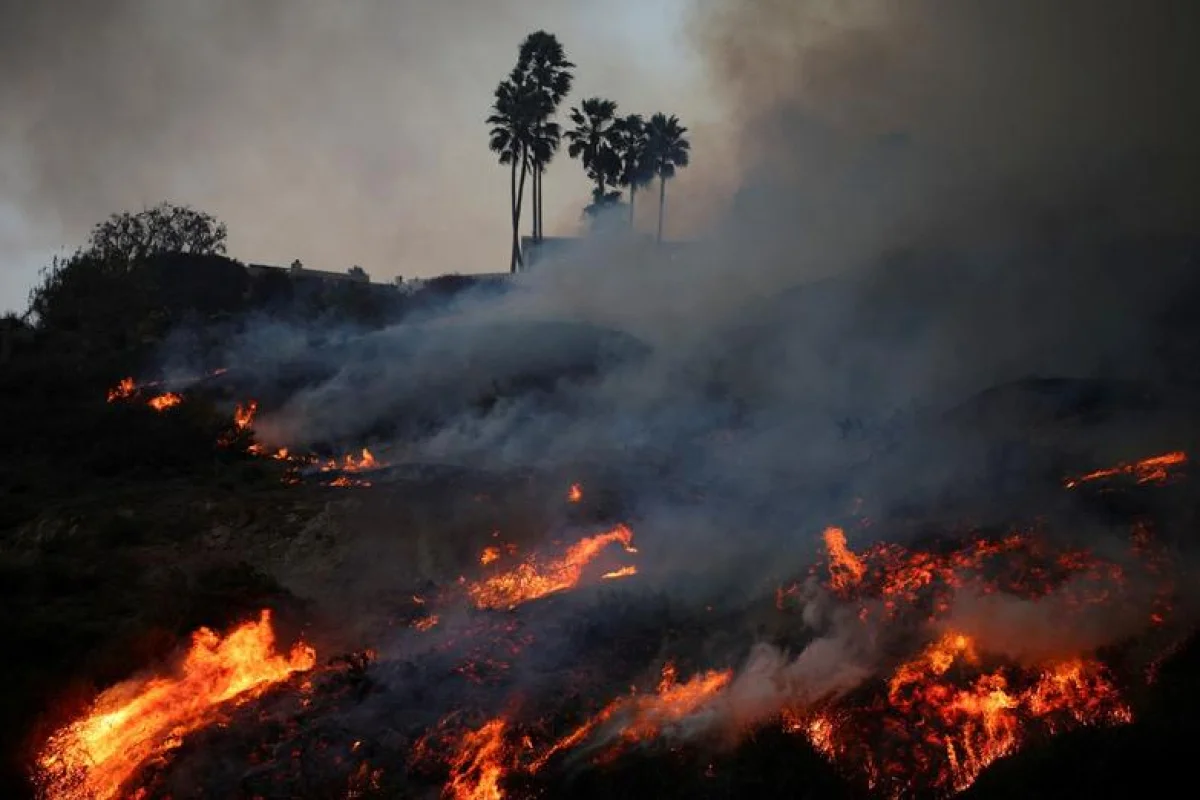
[347,265,369,281]
[488,75,542,272]
[82,202,227,265]
[613,114,653,227]
[645,113,691,243]
[566,98,622,213]
[513,32,574,243]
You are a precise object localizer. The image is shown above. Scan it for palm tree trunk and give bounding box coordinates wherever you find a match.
[657,174,666,244]
[509,158,519,273]
[514,147,529,270]
[535,167,543,242]
[530,164,539,242]
[629,185,637,228]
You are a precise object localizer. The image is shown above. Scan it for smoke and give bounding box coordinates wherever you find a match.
[0,0,719,310]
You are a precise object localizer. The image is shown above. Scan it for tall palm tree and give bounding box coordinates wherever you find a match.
[645,113,691,244]
[565,98,622,210]
[613,114,653,227]
[487,75,541,272]
[515,32,573,243]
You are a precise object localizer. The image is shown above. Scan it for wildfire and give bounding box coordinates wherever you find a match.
[529,662,733,773]
[321,448,379,473]
[780,527,1150,797]
[233,400,258,431]
[106,377,136,402]
[36,610,315,800]
[601,565,638,580]
[444,718,511,800]
[824,526,866,594]
[146,392,182,412]
[467,524,638,610]
[1064,450,1187,488]
[567,483,583,503]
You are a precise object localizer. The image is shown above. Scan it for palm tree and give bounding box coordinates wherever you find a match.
[613,114,653,227]
[565,98,622,210]
[645,113,691,244]
[515,32,573,242]
[487,75,541,272]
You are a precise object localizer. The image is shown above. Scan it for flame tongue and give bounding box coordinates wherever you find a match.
[36,610,315,800]
[467,524,637,610]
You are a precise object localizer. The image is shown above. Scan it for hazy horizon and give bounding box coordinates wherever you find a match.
[0,0,736,314]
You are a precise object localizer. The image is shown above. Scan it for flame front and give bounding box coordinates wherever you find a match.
[1064,450,1187,488]
[468,524,637,610]
[444,718,511,800]
[787,530,1143,797]
[35,610,315,800]
[146,392,182,412]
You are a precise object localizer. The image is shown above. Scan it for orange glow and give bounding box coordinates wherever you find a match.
[480,546,501,566]
[444,718,511,800]
[146,392,183,412]
[1064,450,1186,488]
[320,448,379,473]
[412,615,440,632]
[35,611,315,800]
[233,400,258,431]
[468,524,637,610]
[567,483,583,503]
[823,526,866,594]
[106,377,136,402]
[601,565,638,580]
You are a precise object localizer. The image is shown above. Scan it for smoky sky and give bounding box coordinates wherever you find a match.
[0,0,728,312]
[4,0,1199,314]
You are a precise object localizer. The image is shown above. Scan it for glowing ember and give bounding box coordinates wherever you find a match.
[1063,450,1187,488]
[233,400,258,431]
[106,377,136,402]
[467,524,637,610]
[567,483,583,503]
[36,610,315,800]
[413,615,441,632]
[146,392,183,412]
[321,448,379,473]
[444,718,511,800]
[601,565,638,580]
[480,546,501,566]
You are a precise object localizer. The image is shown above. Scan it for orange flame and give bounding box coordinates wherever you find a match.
[467,525,637,610]
[601,565,638,580]
[35,610,315,800]
[105,377,136,402]
[530,662,732,772]
[444,718,511,800]
[233,400,258,431]
[567,483,583,503]
[823,526,866,594]
[321,448,379,473]
[1064,450,1186,488]
[146,392,182,412]
[480,546,501,566]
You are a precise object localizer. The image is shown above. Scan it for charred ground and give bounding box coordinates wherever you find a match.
[5,230,1200,799]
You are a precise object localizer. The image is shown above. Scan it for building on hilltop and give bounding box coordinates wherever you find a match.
[246,260,374,285]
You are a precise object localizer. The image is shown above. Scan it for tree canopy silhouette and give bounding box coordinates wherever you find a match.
[613,114,654,227]
[81,202,228,265]
[566,98,622,216]
[489,31,574,272]
[645,113,691,243]
[514,32,574,244]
